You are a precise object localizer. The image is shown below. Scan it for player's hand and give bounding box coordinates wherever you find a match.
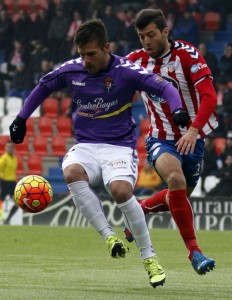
[175,127,199,155]
[172,109,190,128]
[9,116,27,144]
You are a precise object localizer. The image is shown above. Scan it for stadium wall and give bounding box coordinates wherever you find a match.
[22,193,232,230]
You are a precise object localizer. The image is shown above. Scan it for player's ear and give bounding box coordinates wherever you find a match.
[104,43,110,53]
[163,27,169,37]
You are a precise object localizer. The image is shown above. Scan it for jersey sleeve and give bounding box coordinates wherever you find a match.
[180,45,212,84]
[18,63,70,119]
[119,58,183,112]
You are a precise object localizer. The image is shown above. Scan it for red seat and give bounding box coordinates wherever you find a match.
[204,12,221,31]
[15,136,30,155]
[56,116,72,137]
[16,154,25,176]
[38,116,54,137]
[213,137,226,156]
[18,0,31,12]
[61,97,72,115]
[42,97,59,118]
[32,136,48,156]
[27,117,37,136]
[51,136,66,156]
[0,136,11,154]
[27,154,43,175]
[140,118,150,135]
[137,135,147,154]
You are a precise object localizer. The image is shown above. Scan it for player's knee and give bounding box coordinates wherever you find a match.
[110,181,133,203]
[166,171,186,189]
[63,164,88,183]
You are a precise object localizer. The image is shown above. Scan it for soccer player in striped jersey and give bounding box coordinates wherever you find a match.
[125,8,217,275]
[9,18,189,288]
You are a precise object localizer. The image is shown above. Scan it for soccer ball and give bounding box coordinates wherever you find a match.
[14,175,53,213]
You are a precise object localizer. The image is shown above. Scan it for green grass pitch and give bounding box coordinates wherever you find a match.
[0,226,231,300]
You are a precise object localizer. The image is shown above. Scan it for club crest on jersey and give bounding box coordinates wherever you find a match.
[103,77,114,92]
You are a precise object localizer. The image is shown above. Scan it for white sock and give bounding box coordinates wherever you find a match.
[68,181,115,240]
[117,196,156,260]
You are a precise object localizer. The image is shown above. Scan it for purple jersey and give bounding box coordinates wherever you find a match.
[19,54,182,149]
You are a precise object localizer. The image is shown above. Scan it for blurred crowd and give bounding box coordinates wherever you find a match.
[0,0,232,196]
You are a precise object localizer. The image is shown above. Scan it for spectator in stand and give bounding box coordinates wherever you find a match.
[29,39,52,76]
[12,10,34,50]
[122,7,141,55]
[7,39,30,75]
[8,62,34,101]
[47,5,70,63]
[0,10,13,63]
[33,8,51,46]
[220,131,232,165]
[171,10,199,47]
[101,4,124,44]
[134,160,163,196]
[200,136,220,194]
[220,43,232,79]
[66,11,83,42]
[198,42,220,78]
[34,59,54,85]
[215,77,232,133]
[0,141,19,225]
[207,153,232,197]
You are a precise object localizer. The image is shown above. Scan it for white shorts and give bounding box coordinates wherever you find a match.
[62,143,138,188]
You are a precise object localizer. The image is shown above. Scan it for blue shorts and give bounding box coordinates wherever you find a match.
[146,137,205,188]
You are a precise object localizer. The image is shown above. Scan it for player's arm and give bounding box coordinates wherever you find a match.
[176,77,217,155]
[137,71,189,127]
[9,84,52,144]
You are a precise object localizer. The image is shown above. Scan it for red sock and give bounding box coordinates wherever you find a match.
[168,189,202,260]
[140,189,169,214]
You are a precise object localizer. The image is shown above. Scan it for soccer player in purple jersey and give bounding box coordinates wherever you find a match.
[9,19,189,288]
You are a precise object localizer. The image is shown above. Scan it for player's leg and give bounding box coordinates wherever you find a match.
[62,143,127,258]
[102,145,165,288]
[155,152,215,274]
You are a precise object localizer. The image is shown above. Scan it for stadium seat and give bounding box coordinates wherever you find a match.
[26,154,43,175]
[32,135,48,156]
[42,97,59,118]
[176,0,187,12]
[38,116,54,137]
[0,135,11,154]
[51,136,66,156]
[26,117,36,136]
[15,136,30,155]
[137,135,147,154]
[5,96,23,117]
[31,106,41,117]
[0,97,5,118]
[140,118,150,135]
[61,97,72,115]
[213,137,226,155]
[138,152,147,172]
[16,154,25,176]
[204,12,221,31]
[56,116,72,137]
[1,115,15,135]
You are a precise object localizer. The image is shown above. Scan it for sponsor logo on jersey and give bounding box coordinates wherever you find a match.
[72,80,86,86]
[110,160,128,169]
[191,63,207,73]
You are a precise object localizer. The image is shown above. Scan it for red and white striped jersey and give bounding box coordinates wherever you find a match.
[127,40,218,140]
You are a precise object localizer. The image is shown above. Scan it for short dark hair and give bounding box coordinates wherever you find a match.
[73,18,108,48]
[134,9,167,32]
